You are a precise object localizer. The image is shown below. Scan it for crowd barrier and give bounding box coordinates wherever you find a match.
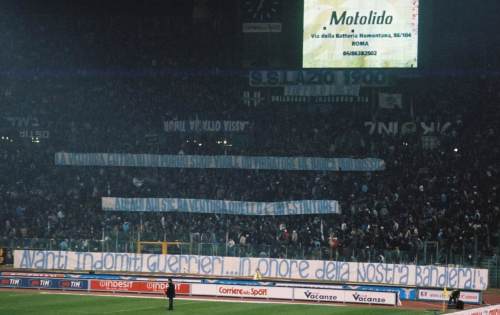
[0,271,483,305]
[191,283,397,305]
[90,279,191,294]
[13,250,489,291]
[448,304,500,315]
[0,276,88,291]
[0,272,397,306]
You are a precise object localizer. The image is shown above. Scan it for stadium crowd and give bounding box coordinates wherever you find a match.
[1,73,499,266]
[0,11,499,266]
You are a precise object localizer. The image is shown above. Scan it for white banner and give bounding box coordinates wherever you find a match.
[364,121,453,136]
[163,120,250,133]
[14,250,489,290]
[378,93,402,109]
[294,287,397,305]
[417,289,481,304]
[191,283,292,299]
[4,115,51,139]
[249,70,389,87]
[242,23,282,33]
[449,304,500,315]
[55,152,385,172]
[284,85,360,97]
[102,197,341,216]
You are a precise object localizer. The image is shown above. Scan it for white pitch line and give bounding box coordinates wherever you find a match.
[38,291,346,307]
[4,293,41,297]
[100,306,160,314]
[403,300,442,309]
[40,291,165,300]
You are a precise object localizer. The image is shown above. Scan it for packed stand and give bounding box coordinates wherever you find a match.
[0,11,499,265]
[1,75,499,266]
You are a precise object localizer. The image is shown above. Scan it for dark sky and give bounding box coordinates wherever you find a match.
[2,0,500,70]
[428,0,500,69]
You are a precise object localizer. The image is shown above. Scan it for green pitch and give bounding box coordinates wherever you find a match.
[0,291,435,315]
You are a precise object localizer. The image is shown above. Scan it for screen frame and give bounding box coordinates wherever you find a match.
[300,0,422,70]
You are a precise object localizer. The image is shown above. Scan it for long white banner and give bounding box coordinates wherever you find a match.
[102,198,341,215]
[14,250,488,290]
[55,152,386,172]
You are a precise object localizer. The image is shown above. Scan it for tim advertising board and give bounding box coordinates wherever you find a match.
[27,278,88,291]
[90,280,190,295]
[418,289,481,304]
[191,284,293,299]
[0,276,88,291]
[0,277,23,288]
[303,0,419,68]
[294,287,397,305]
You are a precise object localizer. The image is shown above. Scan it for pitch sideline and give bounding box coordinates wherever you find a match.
[37,290,346,307]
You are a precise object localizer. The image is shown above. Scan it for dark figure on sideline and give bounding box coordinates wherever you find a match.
[449,290,460,305]
[165,278,176,311]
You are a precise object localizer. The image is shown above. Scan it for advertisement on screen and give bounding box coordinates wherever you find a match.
[303,0,419,68]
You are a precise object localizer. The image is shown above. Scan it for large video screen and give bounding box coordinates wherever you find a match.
[303,0,419,68]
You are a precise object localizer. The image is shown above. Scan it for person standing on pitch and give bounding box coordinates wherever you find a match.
[165,278,176,311]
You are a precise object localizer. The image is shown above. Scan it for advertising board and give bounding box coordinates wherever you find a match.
[191,283,293,299]
[89,280,190,294]
[418,289,481,304]
[191,284,397,305]
[294,287,397,305]
[0,276,88,291]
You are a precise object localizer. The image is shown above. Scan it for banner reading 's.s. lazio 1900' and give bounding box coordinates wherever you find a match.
[54,153,385,172]
[14,250,489,290]
[101,198,340,216]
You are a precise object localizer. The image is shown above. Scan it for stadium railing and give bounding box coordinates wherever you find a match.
[4,237,499,288]
[0,237,485,268]
[482,255,500,289]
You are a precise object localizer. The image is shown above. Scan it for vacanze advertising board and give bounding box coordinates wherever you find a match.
[303,0,419,68]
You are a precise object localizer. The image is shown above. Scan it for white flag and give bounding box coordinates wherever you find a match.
[320,219,325,241]
[379,93,403,109]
